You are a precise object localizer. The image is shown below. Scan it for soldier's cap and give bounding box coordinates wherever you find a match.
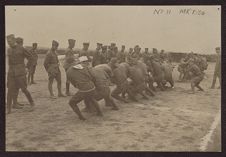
[16,37,23,44]
[215,47,220,50]
[79,56,89,62]
[68,39,76,44]
[52,40,59,46]
[83,42,90,46]
[6,34,15,40]
[97,43,102,46]
[32,43,38,46]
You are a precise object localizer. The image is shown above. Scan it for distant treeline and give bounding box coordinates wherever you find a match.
[24,46,217,63]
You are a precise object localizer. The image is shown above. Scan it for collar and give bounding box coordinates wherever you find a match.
[73,64,84,69]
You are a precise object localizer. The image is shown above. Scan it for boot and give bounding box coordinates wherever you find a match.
[69,103,86,120]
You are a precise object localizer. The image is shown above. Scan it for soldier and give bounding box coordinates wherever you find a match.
[66,56,103,120]
[111,62,137,102]
[44,40,65,99]
[117,45,126,63]
[92,43,102,67]
[90,60,119,110]
[100,45,109,64]
[159,49,165,63]
[142,48,150,63]
[127,45,140,65]
[63,39,76,96]
[152,48,160,62]
[80,42,91,61]
[211,47,221,89]
[27,43,38,85]
[187,59,204,94]
[6,35,35,114]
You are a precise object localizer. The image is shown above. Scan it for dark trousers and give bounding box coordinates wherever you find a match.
[69,90,102,119]
[211,70,221,88]
[7,75,34,113]
[95,86,118,109]
[48,71,62,96]
[28,65,37,84]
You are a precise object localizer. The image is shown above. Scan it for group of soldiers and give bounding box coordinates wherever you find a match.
[6,34,221,120]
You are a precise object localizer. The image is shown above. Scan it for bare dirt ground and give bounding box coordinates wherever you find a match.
[6,55,221,151]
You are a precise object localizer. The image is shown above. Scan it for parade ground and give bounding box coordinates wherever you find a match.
[6,55,221,151]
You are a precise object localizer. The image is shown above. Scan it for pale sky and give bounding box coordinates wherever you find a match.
[5,6,221,54]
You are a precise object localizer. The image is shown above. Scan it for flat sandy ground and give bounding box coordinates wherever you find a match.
[6,55,221,151]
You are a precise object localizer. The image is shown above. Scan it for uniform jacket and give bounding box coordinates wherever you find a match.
[7,45,32,77]
[112,62,130,85]
[66,65,96,92]
[79,49,92,61]
[63,48,75,70]
[44,49,60,76]
[214,54,221,74]
[188,64,203,76]
[92,49,102,67]
[27,48,38,67]
[90,64,113,87]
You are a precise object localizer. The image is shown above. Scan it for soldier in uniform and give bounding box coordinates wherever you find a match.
[117,45,126,63]
[100,45,109,64]
[127,45,140,65]
[142,48,150,63]
[44,40,65,99]
[92,43,102,67]
[27,43,38,85]
[79,42,91,61]
[66,56,103,120]
[211,47,221,89]
[90,59,119,110]
[6,35,35,114]
[187,59,204,94]
[63,39,76,96]
[152,48,160,62]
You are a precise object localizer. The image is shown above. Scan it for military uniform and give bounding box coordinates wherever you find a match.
[90,64,118,110]
[111,62,136,102]
[44,41,64,97]
[211,48,221,88]
[92,43,102,67]
[67,61,103,120]
[6,36,35,113]
[100,46,109,64]
[187,63,204,92]
[117,46,126,63]
[27,43,38,84]
[79,43,91,61]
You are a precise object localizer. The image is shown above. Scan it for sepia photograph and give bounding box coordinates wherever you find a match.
[5,5,221,151]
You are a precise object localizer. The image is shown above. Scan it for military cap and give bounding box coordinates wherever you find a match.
[16,37,23,44]
[83,42,89,46]
[215,47,220,50]
[32,43,38,46]
[153,48,157,51]
[79,56,89,62]
[6,34,15,40]
[97,43,102,46]
[68,39,76,44]
[52,40,59,46]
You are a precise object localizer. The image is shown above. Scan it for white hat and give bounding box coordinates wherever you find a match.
[79,56,88,62]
